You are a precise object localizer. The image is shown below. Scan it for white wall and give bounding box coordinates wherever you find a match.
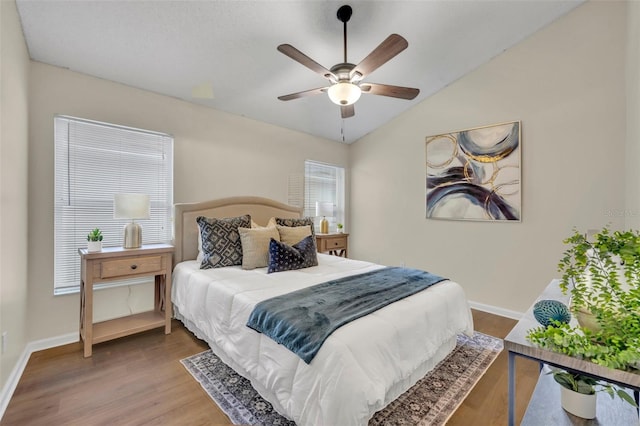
[349,1,627,313]
[0,0,30,388]
[27,62,348,341]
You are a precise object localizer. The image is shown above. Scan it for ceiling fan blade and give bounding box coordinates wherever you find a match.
[350,34,408,79]
[277,44,336,80]
[341,104,355,119]
[278,87,327,101]
[360,83,419,100]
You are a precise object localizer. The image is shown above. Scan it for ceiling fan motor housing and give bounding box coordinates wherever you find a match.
[330,63,357,83]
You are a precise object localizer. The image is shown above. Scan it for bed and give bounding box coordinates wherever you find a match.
[171,196,474,426]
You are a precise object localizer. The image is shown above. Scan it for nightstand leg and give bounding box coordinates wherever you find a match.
[508,351,516,426]
[155,275,162,312]
[83,278,93,358]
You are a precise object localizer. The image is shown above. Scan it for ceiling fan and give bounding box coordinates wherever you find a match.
[277,5,420,119]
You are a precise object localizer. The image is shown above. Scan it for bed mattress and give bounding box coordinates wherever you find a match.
[172,254,474,425]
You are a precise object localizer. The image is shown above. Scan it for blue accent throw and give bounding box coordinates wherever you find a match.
[246,267,447,364]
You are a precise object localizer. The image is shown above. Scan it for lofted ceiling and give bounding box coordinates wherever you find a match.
[16,0,582,143]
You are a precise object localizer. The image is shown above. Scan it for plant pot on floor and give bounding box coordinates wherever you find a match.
[560,386,596,419]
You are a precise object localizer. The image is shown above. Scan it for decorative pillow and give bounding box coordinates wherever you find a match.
[267,235,319,273]
[275,217,317,252]
[197,214,251,269]
[277,225,312,246]
[251,217,277,228]
[275,217,316,237]
[238,226,280,270]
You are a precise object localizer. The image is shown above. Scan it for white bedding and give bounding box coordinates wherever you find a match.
[172,254,474,426]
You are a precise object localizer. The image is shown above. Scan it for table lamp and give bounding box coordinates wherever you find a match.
[315,201,333,234]
[114,193,150,249]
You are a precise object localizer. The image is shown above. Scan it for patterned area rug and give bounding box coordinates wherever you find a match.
[181,332,502,426]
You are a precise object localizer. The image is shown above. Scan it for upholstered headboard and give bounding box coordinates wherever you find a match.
[172,196,302,267]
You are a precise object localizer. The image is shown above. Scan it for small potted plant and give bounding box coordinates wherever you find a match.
[87,228,103,252]
[549,368,635,419]
[337,223,344,233]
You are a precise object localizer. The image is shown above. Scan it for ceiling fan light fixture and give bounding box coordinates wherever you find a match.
[328,82,361,106]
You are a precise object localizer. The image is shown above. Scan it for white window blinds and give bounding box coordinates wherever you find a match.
[54,116,173,293]
[304,160,345,230]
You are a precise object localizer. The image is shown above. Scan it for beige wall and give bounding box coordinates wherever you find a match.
[626,0,640,229]
[349,1,627,313]
[0,0,30,386]
[27,62,347,340]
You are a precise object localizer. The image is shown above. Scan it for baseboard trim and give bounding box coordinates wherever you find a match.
[0,346,30,421]
[26,332,78,354]
[0,332,78,420]
[469,300,523,320]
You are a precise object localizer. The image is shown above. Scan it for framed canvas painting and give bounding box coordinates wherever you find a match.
[425,121,521,221]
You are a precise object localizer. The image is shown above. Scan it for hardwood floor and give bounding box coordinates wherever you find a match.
[1,310,538,425]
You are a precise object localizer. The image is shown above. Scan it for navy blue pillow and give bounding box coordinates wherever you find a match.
[267,235,318,273]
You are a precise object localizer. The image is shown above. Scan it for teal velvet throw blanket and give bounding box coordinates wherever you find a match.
[246,267,447,364]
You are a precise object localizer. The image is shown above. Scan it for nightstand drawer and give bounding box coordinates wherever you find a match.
[320,236,347,251]
[100,255,163,279]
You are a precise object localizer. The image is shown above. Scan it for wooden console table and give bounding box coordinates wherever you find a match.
[78,244,173,357]
[504,279,640,425]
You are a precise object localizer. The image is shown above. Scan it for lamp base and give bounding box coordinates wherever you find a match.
[123,222,142,249]
[320,217,329,234]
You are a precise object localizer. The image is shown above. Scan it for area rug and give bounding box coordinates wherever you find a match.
[180,332,502,426]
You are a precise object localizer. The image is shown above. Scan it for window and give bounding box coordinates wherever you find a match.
[304,160,345,231]
[54,116,173,294]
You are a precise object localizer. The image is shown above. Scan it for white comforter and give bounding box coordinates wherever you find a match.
[172,254,474,426]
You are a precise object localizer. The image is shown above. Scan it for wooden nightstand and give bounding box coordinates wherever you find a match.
[316,233,349,258]
[78,243,174,357]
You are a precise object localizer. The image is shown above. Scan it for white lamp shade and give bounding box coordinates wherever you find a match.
[114,193,150,220]
[328,82,362,106]
[315,201,334,218]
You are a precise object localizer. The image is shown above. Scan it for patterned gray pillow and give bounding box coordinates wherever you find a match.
[197,214,251,269]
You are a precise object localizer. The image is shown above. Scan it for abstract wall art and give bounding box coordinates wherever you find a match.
[425,121,521,221]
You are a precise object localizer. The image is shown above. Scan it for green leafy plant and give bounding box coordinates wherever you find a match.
[527,227,640,371]
[549,368,637,406]
[87,228,103,242]
[337,223,343,230]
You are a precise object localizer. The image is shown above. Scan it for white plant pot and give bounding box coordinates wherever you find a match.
[560,386,596,419]
[87,241,102,252]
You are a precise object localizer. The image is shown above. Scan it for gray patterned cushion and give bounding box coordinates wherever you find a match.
[267,235,318,273]
[197,214,251,269]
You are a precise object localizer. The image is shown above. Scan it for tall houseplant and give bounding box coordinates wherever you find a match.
[528,227,640,371]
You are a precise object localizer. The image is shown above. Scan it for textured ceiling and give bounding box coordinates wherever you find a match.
[16,0,582,143]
